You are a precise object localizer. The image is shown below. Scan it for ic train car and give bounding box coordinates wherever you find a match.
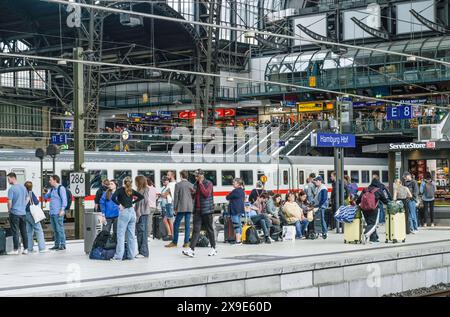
[0,149,388,218]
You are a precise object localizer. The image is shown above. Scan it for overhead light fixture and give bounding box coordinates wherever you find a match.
[227,77,234,82]
[407,56,417,62]
[57,60,67,66]
[244,31,256,39]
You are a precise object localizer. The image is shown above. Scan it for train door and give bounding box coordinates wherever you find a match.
[281,169,290,191]
[298,169,305,190]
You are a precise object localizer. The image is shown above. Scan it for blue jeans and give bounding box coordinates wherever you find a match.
[114,207,137,260]
[25,212,46,252]
[378,202,385,224]
[294,219,309,238]
[50,214,66,247]
[319,207,328,235]
[407,200,419,231]
[162,203,174,219]
[231,214,242,235]
[172,212,192,244]
[136,214,149,257]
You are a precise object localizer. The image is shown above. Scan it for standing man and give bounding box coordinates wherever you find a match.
[371,174,392,225]
[403,172,419,234]
[44,175,67,250]
[182,169,217,257]
[166,170,194,248]
[7,172,28,255]
[94,179,110,213]
[313,176,329,239]
[421,172,436,227]
[304,173,316,205]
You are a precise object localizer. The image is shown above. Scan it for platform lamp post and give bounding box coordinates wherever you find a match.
[46,144,60,174]
[35,148,45,209]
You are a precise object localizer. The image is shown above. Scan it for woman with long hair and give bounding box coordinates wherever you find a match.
[99,179,119,238]
[134,175,151,258]
[111,177,144,260]
[24,181,47,253]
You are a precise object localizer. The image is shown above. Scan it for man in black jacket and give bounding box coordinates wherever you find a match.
[371,174,392,224]
[330,172,348,230]
[94,179,110,213]
[356,179,389,243]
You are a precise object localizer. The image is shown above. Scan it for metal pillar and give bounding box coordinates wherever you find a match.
[74,47,85,239]
[388,151,396,195]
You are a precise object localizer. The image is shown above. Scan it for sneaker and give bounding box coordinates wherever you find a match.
[208,248,217,256]
[410,230,416,234]
[182,249,195,258]
[165,242,177,248]
[182,243,190,248]
[22,249,28,255]
[8,249,19,255]
[39,249,49,253]
[322,234,328,240]
[110,258,121,262]
[233,241,243,246]
[423,223,428,227]
[269,237,275,243]
[57,246,66,251]
[431,223,435,227]
[49,246,59,250]
[264,237,271,244]
[135,254,146,259]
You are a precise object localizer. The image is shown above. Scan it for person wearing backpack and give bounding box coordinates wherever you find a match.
[420,173,436,227]
[43,175,67,251]
[94,179,110,213]
[356,179,389,243]
[312,176,329,239]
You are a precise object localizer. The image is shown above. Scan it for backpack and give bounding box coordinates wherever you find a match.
[359,188,379,212]
[54,185,72,211]
[244,226,260,244]
[89,247,115,260]
[424,182,435,199]
[196,232,210,247]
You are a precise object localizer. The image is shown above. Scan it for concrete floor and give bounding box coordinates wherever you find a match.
[0,226,449,296]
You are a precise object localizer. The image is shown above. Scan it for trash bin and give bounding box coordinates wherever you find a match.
[84,211,103,254]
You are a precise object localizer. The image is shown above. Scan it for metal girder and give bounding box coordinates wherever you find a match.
[350,17,390,40]
[410,9,448,34]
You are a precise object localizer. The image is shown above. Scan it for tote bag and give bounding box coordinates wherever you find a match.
[30,204,46,223]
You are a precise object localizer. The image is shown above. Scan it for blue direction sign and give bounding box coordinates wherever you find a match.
[386,105,413,120]
[51,134,68,145]
[277,140,286,147]
[316,133,356,148]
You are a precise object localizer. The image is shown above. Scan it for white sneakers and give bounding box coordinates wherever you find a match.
[22,249,28,255]
[135,254,146,259]
[7,249,19,255]
[182,249,195,258]
[208,248,217,256]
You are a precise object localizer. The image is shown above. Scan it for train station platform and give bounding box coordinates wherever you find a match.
[0,227,449,297]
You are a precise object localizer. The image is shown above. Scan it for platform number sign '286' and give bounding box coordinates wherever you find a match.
[70,172,88,198]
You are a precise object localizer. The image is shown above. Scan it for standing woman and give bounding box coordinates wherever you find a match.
[393,178,413,232]
[146,178,158,238]
[134,175,151,258]
[225,178,245,245]
[160,177,174,241]
[24,181,47,253]
[111,177,144,261]
[99,180,119,238]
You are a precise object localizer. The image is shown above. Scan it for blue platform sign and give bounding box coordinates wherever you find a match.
[51,134,68,145]
[386,105,413,120]
[277,140,286,147]
[64,120,73,130]
[316,133,356,148]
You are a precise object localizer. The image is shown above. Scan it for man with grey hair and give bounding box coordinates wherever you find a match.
[248,181,266,204]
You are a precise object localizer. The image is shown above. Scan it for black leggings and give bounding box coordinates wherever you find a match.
[190,213,216,250]
[423,201,435,225]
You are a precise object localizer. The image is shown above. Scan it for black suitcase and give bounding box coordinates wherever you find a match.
[307,211,324,239]
[0,228,6,255]
[270,224,283,241]
[152,214,167,239]
[224,216,236,243]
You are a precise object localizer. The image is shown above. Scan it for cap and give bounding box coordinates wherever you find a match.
[313,175,323,182]
[194,169,204,176]
[403,172,411,178]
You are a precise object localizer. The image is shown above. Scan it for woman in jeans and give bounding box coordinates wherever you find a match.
[393,179,413,232]
[134,175,151,258]
[24,181,47,253]
[99,179,119,239]
[111,177,144,260]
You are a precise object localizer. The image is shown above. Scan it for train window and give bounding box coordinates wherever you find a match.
[318,170,325,183]
[371,170,380,179]
[90,170,108,190]
[298,170,305,185]
[344,170,348,176]
[137,170,155,184]
[61,170,70,188]
[283,170,289,185]
[327,171,334,184]
[0,170,6,190]
[114,170,132,187]
[382,170,389,183]
[240,170,253,186]
[11,169,26,185]
[351,170,359,183]
[362,170,370,183]
[257,171,265,181]
[204,171,217,186]
[222,170,235,186]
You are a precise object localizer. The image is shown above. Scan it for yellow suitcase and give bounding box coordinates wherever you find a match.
[385,212,406,243]
[344,218,363,244]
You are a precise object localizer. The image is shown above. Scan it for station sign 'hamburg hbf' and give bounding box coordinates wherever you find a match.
[313,133,356,148]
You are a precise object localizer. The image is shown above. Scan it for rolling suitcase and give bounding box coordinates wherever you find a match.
[385,212,406,243]
[0,228,6,255]
[224,216,236,243]
[307,209,323,239]
[152,214,167,240]
[343,219,363,244]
